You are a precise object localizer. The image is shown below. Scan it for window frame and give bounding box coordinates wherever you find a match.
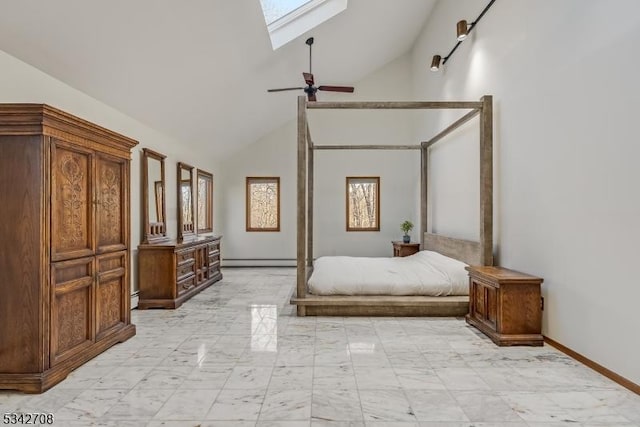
[345,176,380,232]
[196,169,213,234]
[246,177,281,232]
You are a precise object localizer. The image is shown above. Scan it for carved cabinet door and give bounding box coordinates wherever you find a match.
[95,153,128,254]
[95,251,128,341]
[50,139,95,262]
[471,279,498,330]
[50,257,95,367]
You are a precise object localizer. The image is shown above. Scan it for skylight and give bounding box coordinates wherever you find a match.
[260,0,314,25]
[259,0,348,50]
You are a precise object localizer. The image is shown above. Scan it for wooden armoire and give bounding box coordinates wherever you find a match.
[0,104,137,393]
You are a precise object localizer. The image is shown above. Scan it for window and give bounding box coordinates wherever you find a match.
[197,170,213,233]
[246,177,280,231]
[346,177,380,231]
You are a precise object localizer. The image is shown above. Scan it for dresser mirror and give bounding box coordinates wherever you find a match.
[142,148,167,243]
[197,169,213,234]
[177,162,195,240]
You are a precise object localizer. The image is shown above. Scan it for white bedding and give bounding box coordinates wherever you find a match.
[308,250,469,296]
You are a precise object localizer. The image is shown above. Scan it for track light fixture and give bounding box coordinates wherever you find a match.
[430,0,496,72]
[456,20,469,41]
[430,55,442,72]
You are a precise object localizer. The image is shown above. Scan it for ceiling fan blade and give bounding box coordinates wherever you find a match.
[303,72,314,86]
[318,85,355,93]
[307,92,317,102]
[267,87,304,92]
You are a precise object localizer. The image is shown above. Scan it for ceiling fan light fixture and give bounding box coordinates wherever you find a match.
[430,55,442,72]
[267,37,355,101]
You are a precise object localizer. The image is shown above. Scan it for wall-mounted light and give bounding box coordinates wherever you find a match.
[429,0,496,72]
[430,55,442,72]
[456,20,469,41]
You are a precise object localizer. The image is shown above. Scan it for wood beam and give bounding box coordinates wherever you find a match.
[307,141,314,268]
[306,124,313,150]
[307,101,483,110]
[313,144,421,150]
[424,109,480,148]
[306,118,314,268]
[479,95,493,266]
[421,144,429,248]
[297,96,307,315]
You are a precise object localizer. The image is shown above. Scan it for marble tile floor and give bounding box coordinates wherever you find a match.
[1,267,638,427]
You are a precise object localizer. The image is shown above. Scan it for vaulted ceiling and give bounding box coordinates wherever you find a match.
[0,0,435,158]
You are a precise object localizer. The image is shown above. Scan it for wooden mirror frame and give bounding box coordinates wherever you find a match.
[177,162,196,241]
[141,148,167,243]
[196,169,213,234]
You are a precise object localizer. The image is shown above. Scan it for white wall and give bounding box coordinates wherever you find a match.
[218,53,421,265]
[0,50,220,294]
[411,0,640,384]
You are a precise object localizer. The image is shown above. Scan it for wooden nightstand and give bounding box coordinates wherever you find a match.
[466,266,544,346]
[392,241,420,257]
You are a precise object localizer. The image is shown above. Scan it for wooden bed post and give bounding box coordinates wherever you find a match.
[420,141,429,248]
[297,96,307,315]
[307,128,314,268]
[479,95,493,266]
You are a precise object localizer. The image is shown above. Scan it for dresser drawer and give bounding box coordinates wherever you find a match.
[177,275,196,295]
[176,249,195,265]
[176,260,195,281]
[209,257,220,270]
[209,252,220,265]
[208,241,220,253]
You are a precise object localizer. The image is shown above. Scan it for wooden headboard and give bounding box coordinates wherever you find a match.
[423,232,483,265]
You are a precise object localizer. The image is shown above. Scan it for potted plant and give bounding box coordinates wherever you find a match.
[400,220,414,243]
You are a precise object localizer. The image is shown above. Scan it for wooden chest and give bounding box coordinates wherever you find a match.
[466,266,544,346]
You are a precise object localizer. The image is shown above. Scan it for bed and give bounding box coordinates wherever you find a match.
[308,250,469,296]
[292,96,494,316]
[292,232,484,316]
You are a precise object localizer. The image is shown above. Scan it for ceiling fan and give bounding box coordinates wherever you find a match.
[267,37,354,102]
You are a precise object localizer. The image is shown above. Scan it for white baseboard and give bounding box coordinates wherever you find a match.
[222,259,296,267]
[130,292,139,309]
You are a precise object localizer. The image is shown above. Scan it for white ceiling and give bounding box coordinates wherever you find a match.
[0,0,435,158]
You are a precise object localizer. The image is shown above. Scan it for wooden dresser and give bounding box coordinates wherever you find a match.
[466,266,544,346]
[0,104,137,393]
[138,235,223,309]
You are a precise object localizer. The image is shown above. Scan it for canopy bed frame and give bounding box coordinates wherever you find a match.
[292,95,494,316]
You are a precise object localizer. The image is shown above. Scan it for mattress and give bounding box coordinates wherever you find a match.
[308,250,469,296]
